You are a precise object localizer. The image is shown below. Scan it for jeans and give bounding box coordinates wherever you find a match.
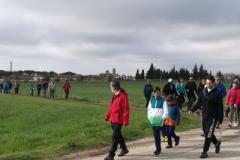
[152,126,161,152]
[166,125,179,146]
[230,106,240,124]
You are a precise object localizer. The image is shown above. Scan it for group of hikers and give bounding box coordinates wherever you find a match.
[104,76,240,160]
[0,79,71,99]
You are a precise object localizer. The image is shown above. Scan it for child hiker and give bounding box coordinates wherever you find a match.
[147,87,168,155]
[165,94,180,149]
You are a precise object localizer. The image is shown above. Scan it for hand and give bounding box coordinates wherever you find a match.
[234,104,237,108]
[104,112,110,121]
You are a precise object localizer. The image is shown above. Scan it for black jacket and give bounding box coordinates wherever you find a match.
[191,87,223,122]
[163,83,178,97]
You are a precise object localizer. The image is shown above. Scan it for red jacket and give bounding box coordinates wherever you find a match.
[226,88,240,106]
[63,82,71,92]
[105,89,129,126]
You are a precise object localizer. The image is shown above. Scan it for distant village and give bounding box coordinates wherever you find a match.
[0,62,239,82]
[0,65,134,82]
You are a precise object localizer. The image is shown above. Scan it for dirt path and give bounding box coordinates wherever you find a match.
[57,124,240,160]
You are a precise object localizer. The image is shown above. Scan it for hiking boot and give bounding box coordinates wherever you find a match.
[104,153,115,160]
[200,152,208,159]
[215,141,221,153]
[175,137,180,146]
[104,155,114,160]
[118,148,129,157]
[153,150,161,156]
[166,145,173,149]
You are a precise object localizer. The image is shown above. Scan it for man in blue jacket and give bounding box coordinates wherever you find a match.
[143,79,153,108]
[214,77,226,126]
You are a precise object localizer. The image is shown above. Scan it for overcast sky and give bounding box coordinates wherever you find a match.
[0,0,239,75]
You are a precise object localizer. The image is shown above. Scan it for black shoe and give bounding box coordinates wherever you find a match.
[215,141,221,153]
[200,152,208,159]
[104,155,114,160]
[153,150,161,155]
[104,153,115,160]
[118,148,129,157]
[201,133,205,137]
[166,145,173,149]
[175,137,180,146]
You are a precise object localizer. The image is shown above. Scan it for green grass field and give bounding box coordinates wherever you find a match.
[0,81,202,160]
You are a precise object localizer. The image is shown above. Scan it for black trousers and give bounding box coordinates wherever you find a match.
[187,94,196,111]
[109,123,127,156]
[177,93,185,110]
[202,118,218,152]
[37,89,41,96]
[65,91,69,99]
[145,95,151,108]
[152,126,161,152]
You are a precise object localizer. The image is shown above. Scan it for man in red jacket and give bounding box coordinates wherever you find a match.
[63,80,71,99]
[104,80,129,160]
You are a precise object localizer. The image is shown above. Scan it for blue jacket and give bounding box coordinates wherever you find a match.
[215,83,226,99]
[143,84,153,97]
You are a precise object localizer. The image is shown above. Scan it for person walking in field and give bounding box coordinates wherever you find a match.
[185,77,197,111]
[14,81,20,94]
[164,94,180,149]
[29,83,34,96]
[104,80,129,160]
[49,80,56,98]
[147,87,167,155]
[8,80,13,93]
[226,77,239,117]
[143,79,153,108]
[214,77,227,127]
[176,78,186,110]
[42,81,48,97]
[226,82,240,128]
[163,78,178,97]
[63,80,71,99]
[189,76,222,159]
[36,81,42,96]
[2,80,9,94]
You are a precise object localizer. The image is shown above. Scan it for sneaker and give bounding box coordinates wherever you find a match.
[161,136,165,142]
[118,148,129,157]
[200,152,208,159]
[164,136,168,142]
[166,145,172,149]
[175,137,180,146]
[215,141,221,154]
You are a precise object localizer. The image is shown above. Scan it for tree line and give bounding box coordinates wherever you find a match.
[135,64,224,80]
